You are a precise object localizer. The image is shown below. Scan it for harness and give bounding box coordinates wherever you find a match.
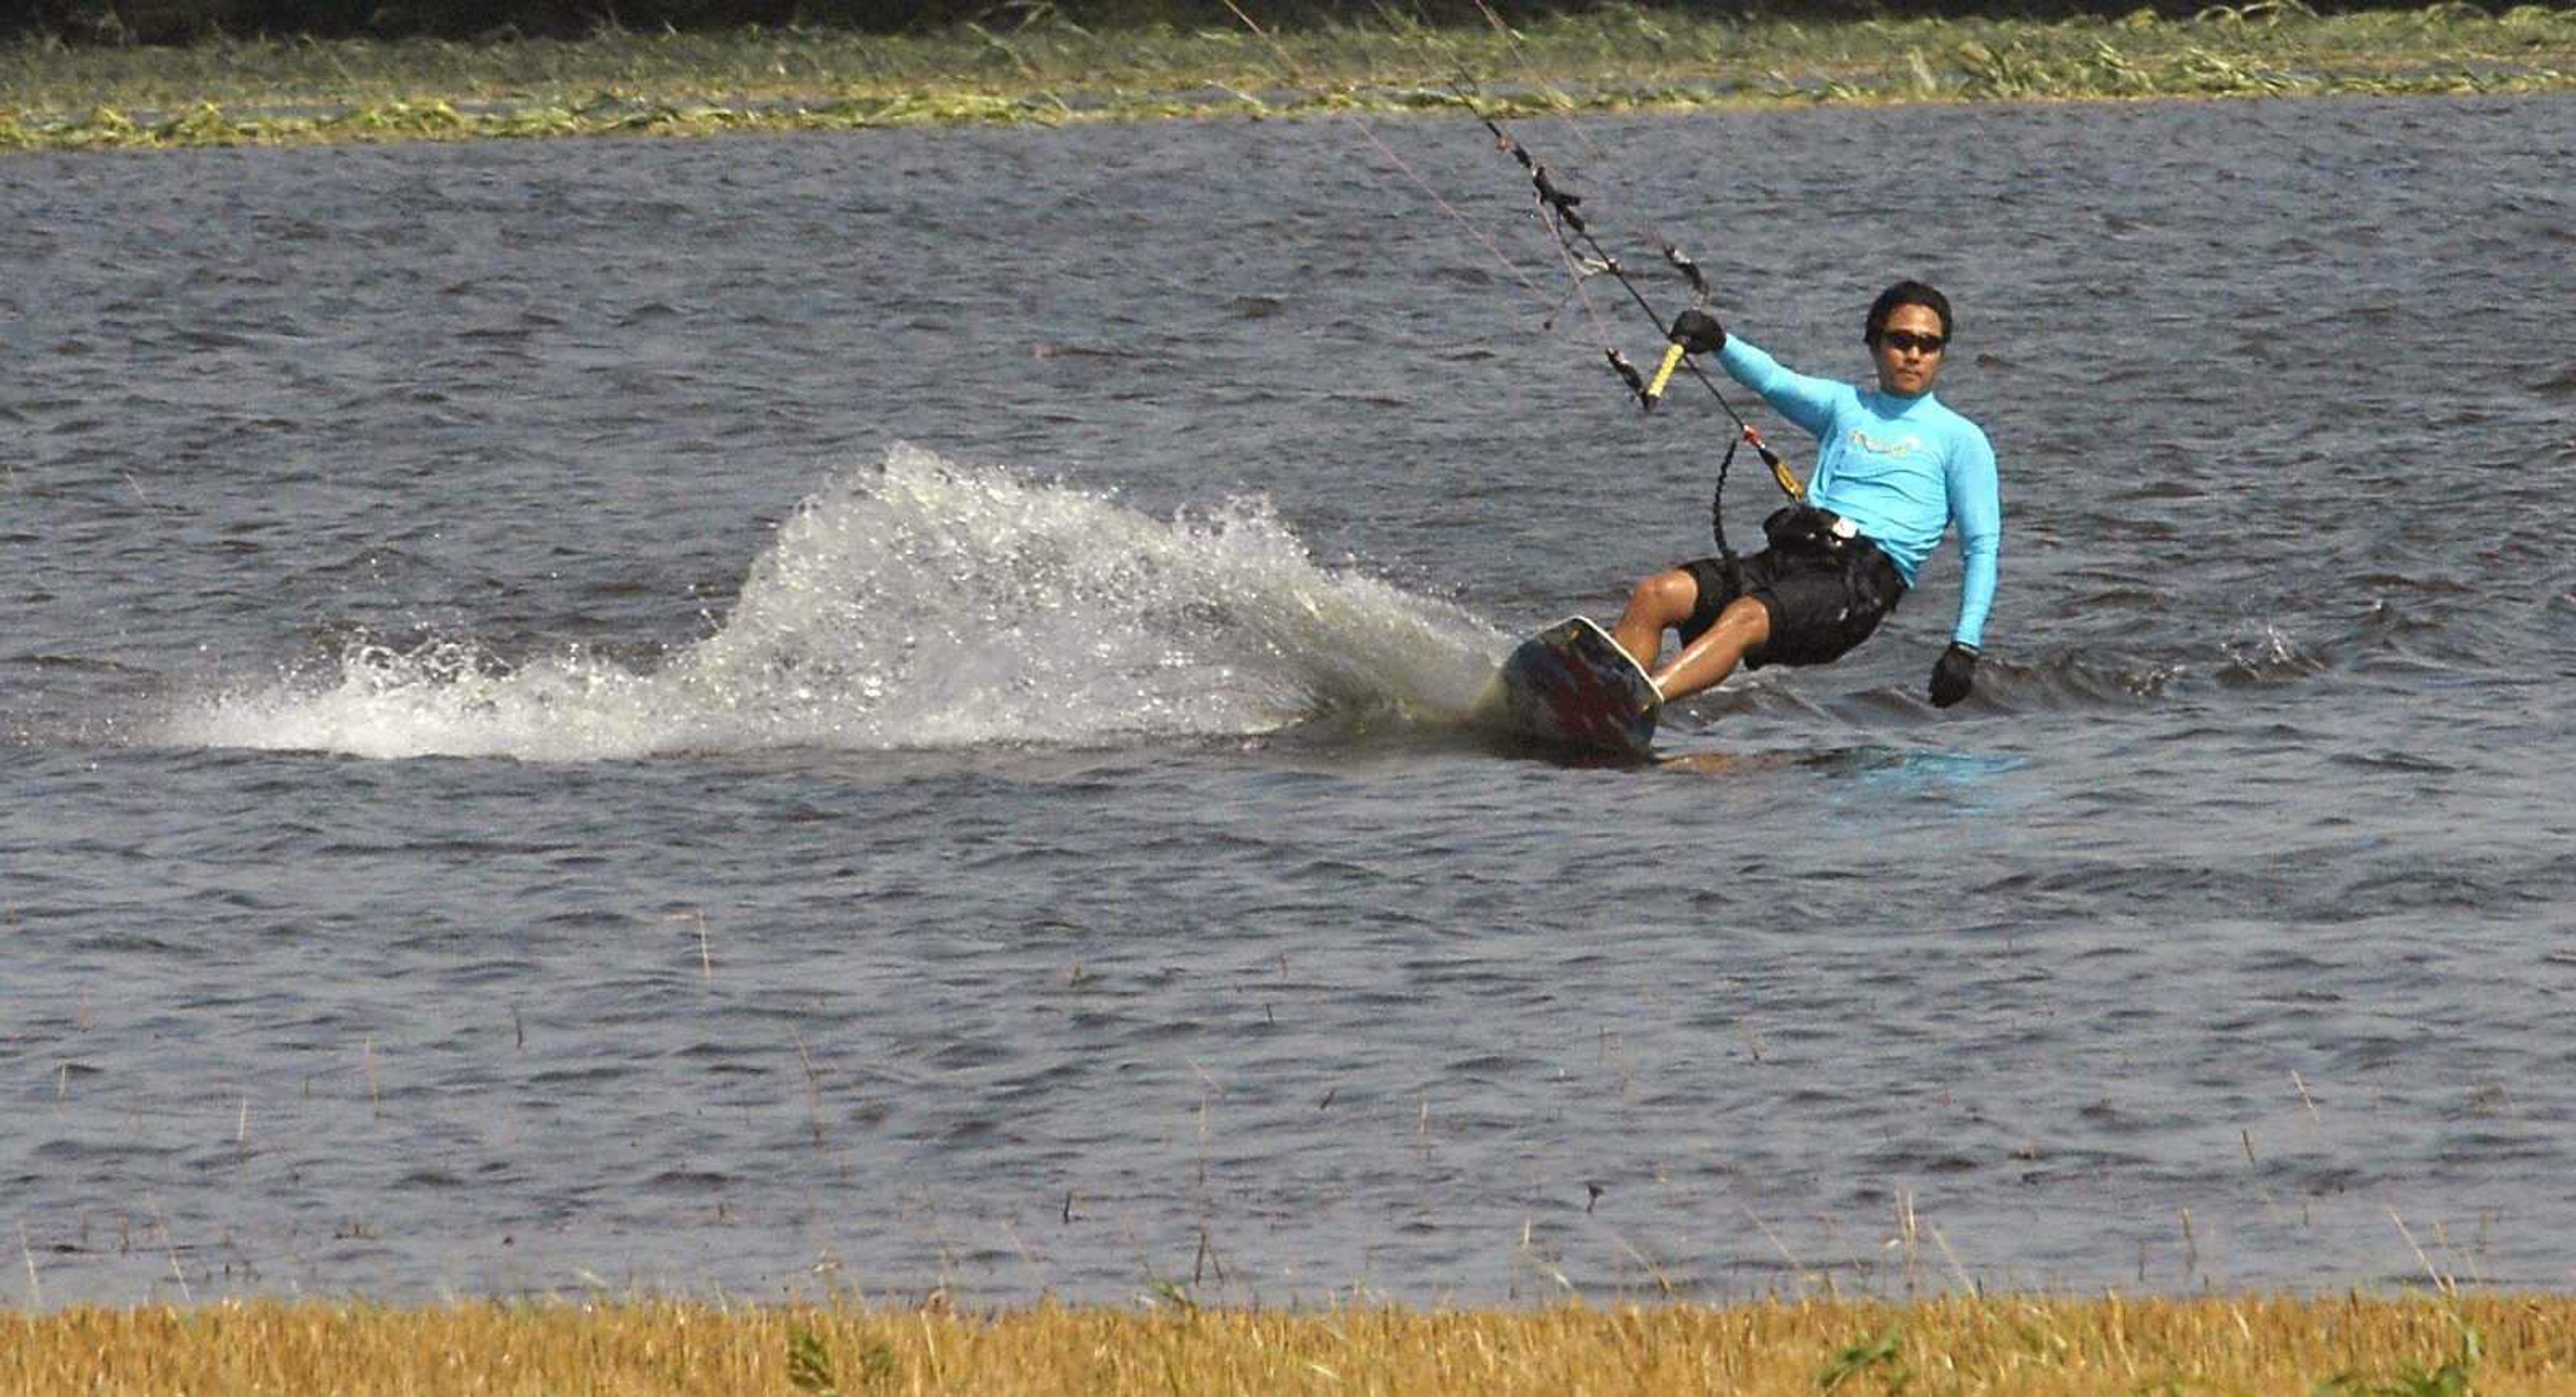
[1760,503,1907,630]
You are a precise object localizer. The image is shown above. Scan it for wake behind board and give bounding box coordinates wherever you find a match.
[1479,616,1662,761]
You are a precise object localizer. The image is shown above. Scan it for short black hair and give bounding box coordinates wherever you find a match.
[1865,280,1953,345]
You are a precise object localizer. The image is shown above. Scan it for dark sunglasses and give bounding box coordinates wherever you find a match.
[1880,330,1947,355]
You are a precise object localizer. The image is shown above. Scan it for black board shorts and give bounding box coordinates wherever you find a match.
[1676,538,1907,670]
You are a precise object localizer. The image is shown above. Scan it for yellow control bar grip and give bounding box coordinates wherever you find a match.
[1642,341,1688,406]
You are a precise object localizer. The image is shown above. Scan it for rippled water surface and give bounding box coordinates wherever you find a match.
[5,95,2574,1306]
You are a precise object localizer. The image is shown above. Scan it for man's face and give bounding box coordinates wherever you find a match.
[1872,302,1948,397]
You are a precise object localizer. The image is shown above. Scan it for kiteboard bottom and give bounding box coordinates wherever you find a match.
[1477,616,1662,760]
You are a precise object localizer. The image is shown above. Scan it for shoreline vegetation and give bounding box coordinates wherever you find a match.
[7,1293,2576,1394]
[4,3,2573,151]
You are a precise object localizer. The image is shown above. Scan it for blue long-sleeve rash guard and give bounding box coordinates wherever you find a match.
[1717,335,2002,650]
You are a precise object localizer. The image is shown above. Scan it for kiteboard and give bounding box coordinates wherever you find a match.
[1477,616,1662,761]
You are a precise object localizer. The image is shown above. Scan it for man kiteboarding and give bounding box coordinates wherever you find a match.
[1608,280,2000,710]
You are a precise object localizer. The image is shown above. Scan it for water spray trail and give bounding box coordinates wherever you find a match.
[165,445,1505,762]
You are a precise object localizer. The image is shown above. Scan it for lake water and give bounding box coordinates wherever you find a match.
[4,93,2573,1307]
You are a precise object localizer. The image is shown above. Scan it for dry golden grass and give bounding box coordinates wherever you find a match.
[5,1293,2574,1396]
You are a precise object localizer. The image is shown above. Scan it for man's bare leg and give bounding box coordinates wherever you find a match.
[1652,596,1771,703]
[1611,569,1700,672]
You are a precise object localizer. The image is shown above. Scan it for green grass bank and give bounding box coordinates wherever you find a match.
[3,2,2573,150]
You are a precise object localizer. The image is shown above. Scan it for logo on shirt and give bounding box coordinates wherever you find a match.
[1849,429,1925,458]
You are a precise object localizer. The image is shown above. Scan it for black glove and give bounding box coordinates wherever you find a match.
[1928,641,1979,708]
[1670,308,1725,356]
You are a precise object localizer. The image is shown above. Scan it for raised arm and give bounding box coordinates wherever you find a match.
[1717,335,1847,441]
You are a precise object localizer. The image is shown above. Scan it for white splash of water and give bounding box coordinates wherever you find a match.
[2216,621,2326,684]
[168,444,1507,761]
